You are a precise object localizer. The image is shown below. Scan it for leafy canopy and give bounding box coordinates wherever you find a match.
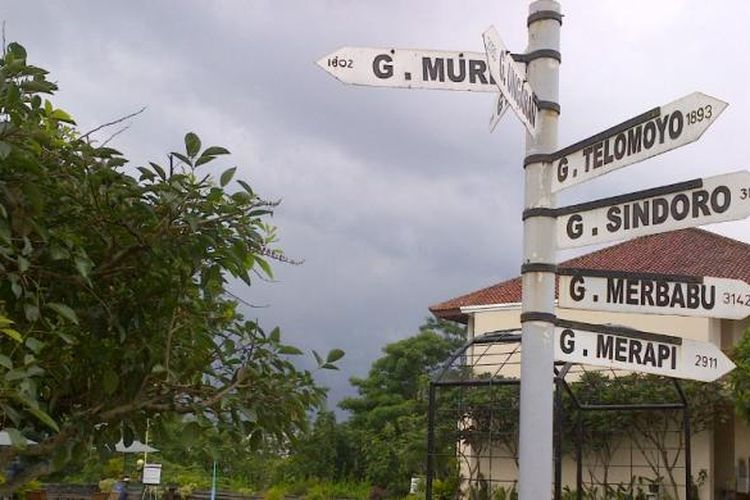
[0,42,339,490]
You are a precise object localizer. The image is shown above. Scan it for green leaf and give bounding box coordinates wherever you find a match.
[17,255,29,273]
[46,302,79,324]
[102,369,119,395]
[237,180,254,196]
[149,162,166,180]
[19,80,56,94]
[25,337,44,354]
[23,303,40,322]
[49,245,70,261]
[25,404,59,432]
[0,141,11,160]
[185,132,201,158]
[1,328,22,343]
[220,167,237,187]
[7,43,27,60]
[279,345,303,356]
[137,166,156,181]
[171,151,192,167]
[312,350,323,366]
[256,257,273,279]
[9,274,22,298]
[50,108,76,124]
[94,147,122,158]
[194,155,216,167]
[326,349,345,363]
[74,256,92,280]
[202,146,230,157]
[0,355,12,369]
[321,363,340,370]
[108,157,128,167]
[269,327,281,343]
[54,331,76,345]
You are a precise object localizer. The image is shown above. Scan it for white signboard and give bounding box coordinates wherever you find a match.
[142,463,162,485]
[489,93,509,132]
[482,26,539,135]
[554,320,735,382]
[557,170,750,249]
[316,47,499,92]
[551,92,727,192]
[558,269,750,320]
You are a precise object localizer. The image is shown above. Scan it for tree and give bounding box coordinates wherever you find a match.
[339,317,465,494]
[731,327,750,424]
[0,42,340,490]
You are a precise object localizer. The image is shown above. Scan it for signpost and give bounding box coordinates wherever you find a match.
[316,47,500,92]
[483,25,539,135]
[551,93,727,192]
[317,2,738,497]
[557,170,750,249]
[318,46,514,131]
[489,93,509,132]
[554,319,736,382]
[558,268,750,320]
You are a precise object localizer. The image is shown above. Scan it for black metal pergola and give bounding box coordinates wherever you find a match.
[426,331,692,500]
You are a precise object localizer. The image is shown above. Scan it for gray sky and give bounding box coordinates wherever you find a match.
[6,1,750,410]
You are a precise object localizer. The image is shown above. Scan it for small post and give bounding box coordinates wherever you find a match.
[554,373,563,500]
[210,460,217,500]
[576,417,583,500]
[426,383,436,499]
[684,405,692,499]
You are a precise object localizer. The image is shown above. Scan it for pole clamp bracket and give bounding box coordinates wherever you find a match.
[520,312,557,323]
[515,49,561,64]
[528,10,563,27]
[523,153,555,167]
[522,207,557,220]
[521,263,558,274]
[537,100,561,114]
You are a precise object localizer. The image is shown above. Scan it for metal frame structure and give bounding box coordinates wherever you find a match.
[426,332,693,500]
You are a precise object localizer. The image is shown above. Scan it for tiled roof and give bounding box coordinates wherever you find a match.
[429,228,750,322]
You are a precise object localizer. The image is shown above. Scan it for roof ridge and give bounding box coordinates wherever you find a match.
[430,275,520,311]
[688,227,750,249]
[431,228,750,322]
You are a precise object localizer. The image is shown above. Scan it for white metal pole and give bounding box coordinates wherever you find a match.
[518,2,561,500]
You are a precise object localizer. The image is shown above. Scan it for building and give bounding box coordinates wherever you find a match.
[429,228,750,499]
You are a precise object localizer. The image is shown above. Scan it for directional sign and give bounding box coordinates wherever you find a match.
[554,319,735,382]
[551,92,727,192]
[316,47,500,92]
[482,26,539,135]
[489,94,509,132]
[558,268,750,320]
[557,170,750,249]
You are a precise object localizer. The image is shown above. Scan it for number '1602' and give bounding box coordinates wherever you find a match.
[327,58,353,69]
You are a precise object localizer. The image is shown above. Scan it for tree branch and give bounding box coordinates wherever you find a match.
[79,107,146,143]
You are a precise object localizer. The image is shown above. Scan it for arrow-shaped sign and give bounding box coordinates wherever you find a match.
[558,268,750,320]
[551,92,727,192]
[482,26,539,135]
[554,319,735,382]
[316,47,499,93]
[489,93,509,132]
[557,170,750,249]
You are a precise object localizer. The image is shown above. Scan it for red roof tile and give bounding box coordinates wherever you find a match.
[430,228,750,322]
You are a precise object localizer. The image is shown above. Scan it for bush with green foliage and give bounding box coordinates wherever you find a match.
[0,41,341,492]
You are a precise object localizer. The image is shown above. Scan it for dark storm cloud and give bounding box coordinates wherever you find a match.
[4,0,749,408]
